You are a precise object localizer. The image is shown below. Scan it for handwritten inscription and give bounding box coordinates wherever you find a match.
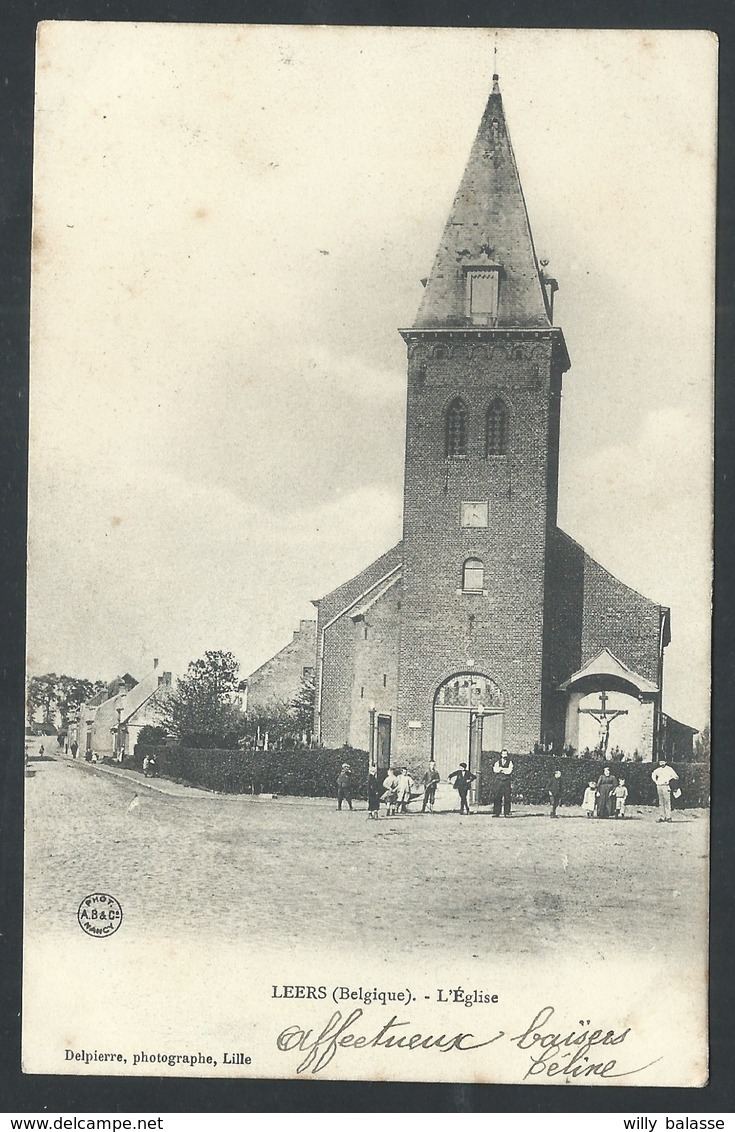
[509,1006,660,1081]
[276,1008,504,1074]
[276,1004,662,1080]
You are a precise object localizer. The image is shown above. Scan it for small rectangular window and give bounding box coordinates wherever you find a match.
[467,269,500,325]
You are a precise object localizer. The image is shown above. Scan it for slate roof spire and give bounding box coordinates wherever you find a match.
[414,72,551,330]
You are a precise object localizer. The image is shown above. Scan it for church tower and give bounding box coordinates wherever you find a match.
[395,74,570,776]
[314,69,677,765]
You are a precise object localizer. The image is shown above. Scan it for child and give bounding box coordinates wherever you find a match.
[396,766,416,813]
[380,767,400,818]
[614,777,629,819]
[582,780,596,818]
[367,767,381,820]
[422,761,440,813]
[548,769,562,818]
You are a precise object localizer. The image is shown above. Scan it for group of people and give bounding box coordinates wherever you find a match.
[579,760,680,821]
[336,754,682,822]
[581,768,629,819]
[337,757,483,817]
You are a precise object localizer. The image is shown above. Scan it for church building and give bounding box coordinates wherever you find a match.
[312,73,689,778]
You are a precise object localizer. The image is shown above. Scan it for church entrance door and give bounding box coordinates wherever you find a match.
[432,674,505,809]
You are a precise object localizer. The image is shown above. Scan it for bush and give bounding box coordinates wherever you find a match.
[130,744,370,798]
[136,725,168,746]
[478,753,710,808]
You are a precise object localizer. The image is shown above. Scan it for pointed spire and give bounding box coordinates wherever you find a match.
[414,74,550,330]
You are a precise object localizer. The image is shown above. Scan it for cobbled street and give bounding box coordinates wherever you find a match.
[25,756,709,959]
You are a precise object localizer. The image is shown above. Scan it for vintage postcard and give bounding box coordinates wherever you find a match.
[24,25,715,1086]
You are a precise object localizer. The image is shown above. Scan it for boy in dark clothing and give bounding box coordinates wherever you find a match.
[336,763,353,811]
[548,769,562,818]
[448,763,476,815]
[422,761,440,813]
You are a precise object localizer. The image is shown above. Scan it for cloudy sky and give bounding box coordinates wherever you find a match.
[27,25,716,728]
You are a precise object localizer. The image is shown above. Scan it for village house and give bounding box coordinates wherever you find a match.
[69,662,171,761]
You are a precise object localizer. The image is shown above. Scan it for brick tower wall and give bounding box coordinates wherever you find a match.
[396,332,563,762]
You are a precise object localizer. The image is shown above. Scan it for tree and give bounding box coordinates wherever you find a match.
[239,675,315,751]
[26,673,108,728]
[242,698,295,750]
[291,673,315,745]
[56,676,95,726]
[158,650,245,749]
[26,674,59,726]
[694,725,710,762]
[137,724,168,746]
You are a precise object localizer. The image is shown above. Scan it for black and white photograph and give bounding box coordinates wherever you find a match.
[23,25,714,1086]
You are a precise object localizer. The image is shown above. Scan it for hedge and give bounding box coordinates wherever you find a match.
[478,753,710,808]
[130,745,710,808]
[130,744,371,799]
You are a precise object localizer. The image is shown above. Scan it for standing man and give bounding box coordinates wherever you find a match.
[492,750,513,817]
[652,758,679,823]
[421,760,440,813]
[448,762,476,815]
[70,740,78,760]
[336,763,353,811]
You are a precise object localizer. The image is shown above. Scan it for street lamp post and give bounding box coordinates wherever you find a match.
[369,702,376,765]
[475,703,486,797]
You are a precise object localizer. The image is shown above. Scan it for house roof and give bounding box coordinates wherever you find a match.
[92,690,128,733]
[120,667,170,724]
[559,647,659,695]
[313,541,403,626]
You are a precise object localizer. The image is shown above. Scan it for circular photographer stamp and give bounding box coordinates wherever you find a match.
[77,892,123,938]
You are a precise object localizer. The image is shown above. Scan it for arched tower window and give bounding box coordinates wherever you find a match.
[486,398,509,456]
[446,398,469,458]
[462,557,484,593]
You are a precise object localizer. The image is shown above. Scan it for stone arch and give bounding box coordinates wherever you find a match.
[432,672,505,783]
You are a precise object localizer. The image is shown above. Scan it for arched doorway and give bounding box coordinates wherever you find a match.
[432,673,505,788]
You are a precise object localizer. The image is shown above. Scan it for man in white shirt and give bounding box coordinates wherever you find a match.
[492,750,513,817]
[651,759,679,823]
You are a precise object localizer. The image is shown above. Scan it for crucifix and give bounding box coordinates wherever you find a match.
[578,690,628,757]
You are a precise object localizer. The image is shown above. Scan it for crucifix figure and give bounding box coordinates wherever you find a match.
[578,690,628,757]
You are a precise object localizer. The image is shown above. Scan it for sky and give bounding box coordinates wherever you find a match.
[27,25,716,729]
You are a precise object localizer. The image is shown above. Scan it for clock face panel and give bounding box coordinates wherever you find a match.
[461,501,489,528]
